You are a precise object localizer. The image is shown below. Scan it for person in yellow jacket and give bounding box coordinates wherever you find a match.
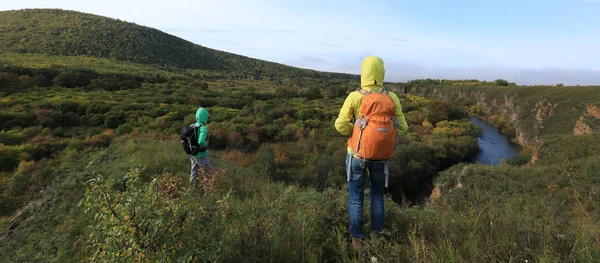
[335,56,408,248]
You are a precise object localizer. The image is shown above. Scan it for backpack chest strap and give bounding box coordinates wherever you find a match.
[357,88,388,95]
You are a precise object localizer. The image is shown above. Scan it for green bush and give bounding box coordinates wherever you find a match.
[52,70,97,88]
[493,79,509,86]
[115,124,134,136]
[253,143,275,179]
[0,144,21,171]
[6,160,35,197]
[103,115,121,129]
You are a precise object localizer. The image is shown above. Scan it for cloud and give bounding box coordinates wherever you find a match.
[284,55,328,67]
[200,39,241,46]
[382,65,600,86]
[383,37,409,43]
[203,29,228,33]
[265,29,297,34]
[161,28,298,34]
[161,27,227,33]
[320,43,341,47]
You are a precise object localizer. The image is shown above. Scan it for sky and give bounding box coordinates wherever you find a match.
[2,0,600,85]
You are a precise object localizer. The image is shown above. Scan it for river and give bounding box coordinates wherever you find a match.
[400,116,522,206]
[468,116,521,165]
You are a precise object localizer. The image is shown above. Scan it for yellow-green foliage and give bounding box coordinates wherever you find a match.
[416,85,600,143]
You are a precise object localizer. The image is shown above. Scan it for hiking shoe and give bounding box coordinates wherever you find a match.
[352,237,363,249]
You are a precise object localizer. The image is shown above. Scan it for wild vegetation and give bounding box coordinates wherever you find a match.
[0,52,485,261]
[0,8,598,262]
[407,79,600,145]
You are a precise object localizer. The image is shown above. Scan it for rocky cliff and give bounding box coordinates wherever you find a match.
[574,105,600,135]
[412,85,600,146]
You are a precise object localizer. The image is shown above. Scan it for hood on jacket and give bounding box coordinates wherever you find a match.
[360,56,385,92]
[195,107,209,125]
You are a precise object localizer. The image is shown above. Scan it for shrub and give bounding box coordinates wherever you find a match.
[115,124,134,136]
[103,115,121,129]
[52,70,97,88]
[0,143,20,171]
[83,130,114,148]
[67,138,85,151]
[275,85,299,98]
[301,86,323,100]
[493,79,509,86]
[253,143,275,179]
[190,81,209,90]
[6,160,36,197]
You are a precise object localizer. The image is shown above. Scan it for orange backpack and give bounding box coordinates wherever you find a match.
[348,88,399,160]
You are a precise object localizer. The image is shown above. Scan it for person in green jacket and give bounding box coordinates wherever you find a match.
[190,107,211,184]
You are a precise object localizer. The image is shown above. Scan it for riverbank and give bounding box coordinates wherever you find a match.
[411,85,600,145]
[467,116,521,165]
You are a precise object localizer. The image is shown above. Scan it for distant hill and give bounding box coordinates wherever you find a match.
[0,9,356,79]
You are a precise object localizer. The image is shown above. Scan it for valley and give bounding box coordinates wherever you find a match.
[0,9,598,262]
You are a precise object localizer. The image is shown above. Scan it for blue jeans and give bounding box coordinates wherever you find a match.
[190,155,211,184]
[346,153,386,238]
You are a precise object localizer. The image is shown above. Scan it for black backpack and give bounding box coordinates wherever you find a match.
[180,124,207,155]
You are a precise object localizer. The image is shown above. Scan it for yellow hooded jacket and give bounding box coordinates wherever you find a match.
[334,56,409,153]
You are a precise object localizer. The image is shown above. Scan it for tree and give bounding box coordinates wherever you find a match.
[494,79,509,86]
[104,115,121,129]
[254,143,276,179]
[52,70,97,88]
[301,86,323,100]
[190,80,209,90]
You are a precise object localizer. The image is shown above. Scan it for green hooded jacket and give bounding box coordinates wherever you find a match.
[193,107,209,158]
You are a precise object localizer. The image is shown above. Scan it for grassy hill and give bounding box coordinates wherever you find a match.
[0,9,356,80]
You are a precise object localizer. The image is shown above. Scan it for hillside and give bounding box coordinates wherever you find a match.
[411,84,600,145]
[0,9,356,80]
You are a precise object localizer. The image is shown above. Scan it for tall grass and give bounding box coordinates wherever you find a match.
[2,135,599,262]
